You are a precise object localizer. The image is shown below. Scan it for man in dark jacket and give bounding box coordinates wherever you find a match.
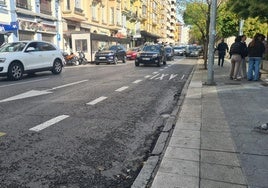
[216,38,229,67]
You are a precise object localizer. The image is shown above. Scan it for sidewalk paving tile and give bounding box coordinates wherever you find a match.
[201,163,247,185]
[151,172,199,188]
[158,158,199,177]
[164,147,199,162]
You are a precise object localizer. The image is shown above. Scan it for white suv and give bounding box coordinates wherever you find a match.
[0,41,65,80]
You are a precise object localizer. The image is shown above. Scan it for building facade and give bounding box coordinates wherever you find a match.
[0,0,180,61]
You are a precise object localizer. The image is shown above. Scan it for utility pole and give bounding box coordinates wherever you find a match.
[206,0,217,85]
[55,0,60,48]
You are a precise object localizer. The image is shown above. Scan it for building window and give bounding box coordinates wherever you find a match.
[91,3,98,21]
[16,0,31,10]
[40,0,52,15]
[116,9,121,26]
[66,0,70,10]
[110,7,114,25]
[75,0,81,9]
[75,39,87,52]
[142,5,146,15]
[101,6,106,23]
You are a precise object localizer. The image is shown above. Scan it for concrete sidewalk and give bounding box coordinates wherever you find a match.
[138,59,268,188]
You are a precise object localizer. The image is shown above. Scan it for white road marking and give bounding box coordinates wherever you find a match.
[169,74,178,80]
[150,73,160,80]
[0,80,88,103]
[145,75,151,78]
[159,69,164,71]
[29,115,69,132]
[0,78,50,88]
[133,80,142,84]
[115,86,129,92]
[49,80,88,91]
[153,72,158,74]
[87,96,107,105]
[164,67,168,69]
[181,74,185,80]
[155,74,169,80]
[0,90,52,103]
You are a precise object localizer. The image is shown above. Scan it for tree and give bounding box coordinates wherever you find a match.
[227,0,268,22]
[183,1,210,68]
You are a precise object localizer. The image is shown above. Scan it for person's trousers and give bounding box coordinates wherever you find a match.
[218,53,225,66]
[239,58,247,78]
[230,54,242,79]
[247,57,261,81]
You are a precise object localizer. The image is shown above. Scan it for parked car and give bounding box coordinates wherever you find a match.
[126,47,140,60]
[0,41,65,81]
[94,45,127,65]
[173,46,186,56]
[185,45,200,57]
[135,44,166,67]
[165,46,174,61]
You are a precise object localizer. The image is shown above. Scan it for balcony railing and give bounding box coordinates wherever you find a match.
[40,9,52,16]
[16,1,32,10]
[0,0,6,6]
[74,7,84,14]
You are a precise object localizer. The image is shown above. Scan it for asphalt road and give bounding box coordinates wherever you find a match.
[0,57,195,188]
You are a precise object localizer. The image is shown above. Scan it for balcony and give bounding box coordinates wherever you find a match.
[0,0,6,6]
[40,9,52,16]
[62,7,86,22]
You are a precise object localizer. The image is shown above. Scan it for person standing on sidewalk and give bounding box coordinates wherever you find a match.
[247,33,265,81]
[239,35,248,79]
[216,38,229,67]
[229,36,244,80]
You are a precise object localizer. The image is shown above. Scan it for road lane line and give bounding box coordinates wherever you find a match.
[181,74,185,80]
[87,96,107,105]
[29,115,69,132]
[153,72,158,74]
[133,80,142,84]
[0,78,50,88]
[115,86,129,92]
[49,80,88,91]
[145,75,151,78]
[0,132,6,137]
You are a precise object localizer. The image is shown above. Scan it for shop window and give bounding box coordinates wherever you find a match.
[75,39,87,52]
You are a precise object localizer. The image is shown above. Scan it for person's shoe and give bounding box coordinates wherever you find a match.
[229,77,233,80]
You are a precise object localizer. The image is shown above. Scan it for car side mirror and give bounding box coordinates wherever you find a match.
[25,47,35,52]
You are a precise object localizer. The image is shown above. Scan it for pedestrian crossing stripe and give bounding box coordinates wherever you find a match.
[0,132,6,137]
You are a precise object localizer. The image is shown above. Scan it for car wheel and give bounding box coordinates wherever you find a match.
[163,60,167,65]
[114,56,118,64]
[95,62,100,65]
[8,62,23,80]
[51,59,63,74]
[122,56,127,63]
[135,61,140,66]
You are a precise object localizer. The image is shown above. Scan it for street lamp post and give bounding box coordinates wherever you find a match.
[206,0,217,85]
[55,0,60,48]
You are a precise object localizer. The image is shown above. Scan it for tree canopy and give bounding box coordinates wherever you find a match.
[227,0,268,22]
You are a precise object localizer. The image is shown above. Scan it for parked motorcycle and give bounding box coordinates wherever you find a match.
[77,51,88,65]
[62,52,79,66]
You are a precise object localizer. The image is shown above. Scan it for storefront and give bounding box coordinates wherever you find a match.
[0,21,18,45]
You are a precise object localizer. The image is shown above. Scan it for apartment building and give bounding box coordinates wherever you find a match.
[1,0,179,61]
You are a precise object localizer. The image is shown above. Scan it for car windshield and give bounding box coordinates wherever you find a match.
[143,45,160,52]
[0,42,27,52]
[174,46,185,50]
